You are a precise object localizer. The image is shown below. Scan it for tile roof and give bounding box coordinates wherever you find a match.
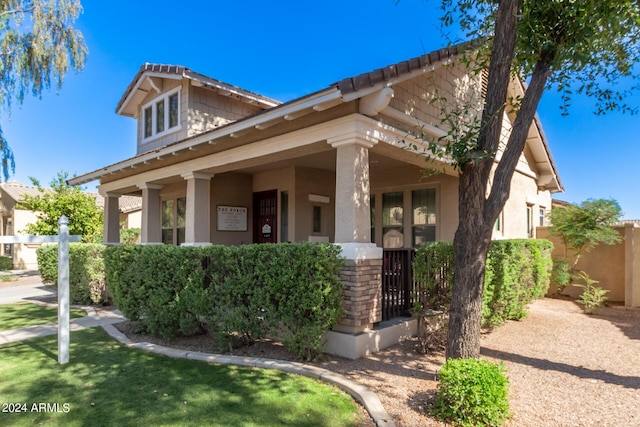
[0,181,50,201]
[335,40,478,94]
[116,63,280,115]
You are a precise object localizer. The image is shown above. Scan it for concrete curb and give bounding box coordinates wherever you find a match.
[101,323,396,427]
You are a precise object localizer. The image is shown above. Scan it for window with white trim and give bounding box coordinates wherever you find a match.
[142,89,181,141]
[162,197,186,245]
[412,189,436,247]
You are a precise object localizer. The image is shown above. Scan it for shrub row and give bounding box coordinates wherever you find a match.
[36,243,109,305]
[414,239,553,328]
[0,255,12,270]
[103,243,345,360]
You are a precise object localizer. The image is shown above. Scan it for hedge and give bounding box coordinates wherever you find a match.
[414,239,553,328]
[36,243,109,305]
[103,243,345,360]
[0,255,12,270]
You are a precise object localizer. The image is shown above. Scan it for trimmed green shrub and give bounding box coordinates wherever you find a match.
[37,244,58,283]
[0,255,12,270]
[483,239,553,327]
[103,242,344,360]
[36,243,108,305]
[432,358,510,426]
[413,239,553,329]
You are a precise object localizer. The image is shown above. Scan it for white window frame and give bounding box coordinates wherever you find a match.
[141,88,181,142]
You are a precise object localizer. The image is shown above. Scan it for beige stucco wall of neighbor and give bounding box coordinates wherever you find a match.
[119,210,142,230]
[538,226,632,303]
[11,209,40,269]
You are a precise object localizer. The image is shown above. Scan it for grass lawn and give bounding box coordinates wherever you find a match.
[0,302,86,331]
[0,328,362,426]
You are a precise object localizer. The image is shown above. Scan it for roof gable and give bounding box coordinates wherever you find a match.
[116,63,281,118]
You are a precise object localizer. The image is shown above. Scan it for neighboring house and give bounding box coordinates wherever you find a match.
[69,42,563,358]
[0,181,142,269]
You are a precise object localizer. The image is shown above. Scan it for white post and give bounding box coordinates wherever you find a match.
[58,215,70,364]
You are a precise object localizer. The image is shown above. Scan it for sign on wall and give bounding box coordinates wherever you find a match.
[217,206,248,231]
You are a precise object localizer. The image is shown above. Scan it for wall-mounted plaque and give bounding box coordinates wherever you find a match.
[217,206,247,231]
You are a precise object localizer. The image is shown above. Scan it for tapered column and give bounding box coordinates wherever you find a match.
[137,183,163,243]
[328,133,383,333]
[181,172,212,245]
[332,140,372,243]
[102,192,121,244]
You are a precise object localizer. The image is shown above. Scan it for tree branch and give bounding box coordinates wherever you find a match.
[0,6,35,19]
[485,60,550,222]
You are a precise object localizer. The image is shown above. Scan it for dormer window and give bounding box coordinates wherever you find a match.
[142,88,180,140]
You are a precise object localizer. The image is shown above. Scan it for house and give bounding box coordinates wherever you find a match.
[0,181,142,269]
[69,42,563,358]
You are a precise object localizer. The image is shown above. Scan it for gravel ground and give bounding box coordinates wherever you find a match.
[115,298,640,426]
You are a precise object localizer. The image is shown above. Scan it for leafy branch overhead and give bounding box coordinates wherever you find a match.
[0,0,87,180]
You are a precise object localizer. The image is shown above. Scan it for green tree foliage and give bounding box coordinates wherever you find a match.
[422,0,640,359]
[0,0,87,180]
[549,198,622,268]
[19,170,103,242]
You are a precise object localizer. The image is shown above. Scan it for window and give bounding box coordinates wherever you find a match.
[526,205,534,237]
[539,207,546,227]
[162,197,186,245]
[412,189,436,247]
[313,206,322,233]
[382,192,403,248]
[142,89,181,141]
[370,195,375,244]
[281,191,288,243]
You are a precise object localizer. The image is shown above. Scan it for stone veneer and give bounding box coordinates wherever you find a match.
[335,258,383,333]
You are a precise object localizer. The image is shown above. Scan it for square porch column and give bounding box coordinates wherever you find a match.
[181,172,212,246]
[328,134,383,335]
[102,192,120,244]
[137,183,163,243]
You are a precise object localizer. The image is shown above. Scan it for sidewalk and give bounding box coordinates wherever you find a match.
[0,305,126,344]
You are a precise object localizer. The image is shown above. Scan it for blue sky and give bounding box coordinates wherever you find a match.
[3,0,640,218]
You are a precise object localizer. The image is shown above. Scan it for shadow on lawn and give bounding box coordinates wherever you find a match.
[481,347,640,390]
[2,329,354,427]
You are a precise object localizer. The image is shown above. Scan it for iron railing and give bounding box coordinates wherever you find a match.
[381,248,416,321]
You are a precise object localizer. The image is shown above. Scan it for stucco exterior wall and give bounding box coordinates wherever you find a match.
[538,226,627,302]
[294,168,335,243]
[495,169,552,240]
[11,209,40,269]
[119,210,141,229]
[211,172,253,245]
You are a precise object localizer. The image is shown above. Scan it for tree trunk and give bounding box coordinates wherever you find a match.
[446,165,494,359]
[445,0,520,360]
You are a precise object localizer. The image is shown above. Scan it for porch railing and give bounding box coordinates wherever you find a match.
[381,248,416,321]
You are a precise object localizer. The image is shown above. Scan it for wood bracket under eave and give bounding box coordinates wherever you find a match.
[147,77,163,93]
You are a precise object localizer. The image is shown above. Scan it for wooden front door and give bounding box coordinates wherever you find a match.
[253,190,277,243]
